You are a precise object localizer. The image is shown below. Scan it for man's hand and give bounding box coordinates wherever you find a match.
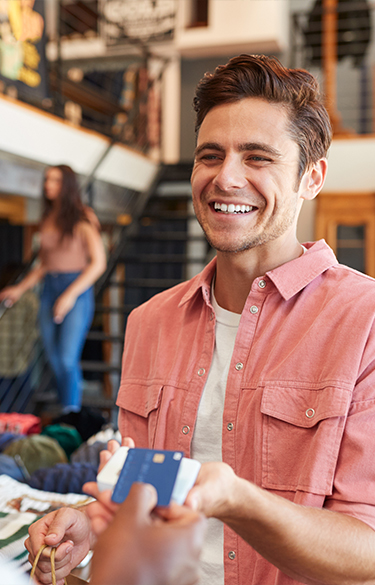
[185,461,375,585]
[90,483,206,585]
[25,507,92,585]
[185,461,238,520]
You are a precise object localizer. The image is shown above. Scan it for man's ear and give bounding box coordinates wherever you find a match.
[300,158,328,201]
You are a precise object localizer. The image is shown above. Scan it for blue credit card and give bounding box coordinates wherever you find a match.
[111,448,184,506]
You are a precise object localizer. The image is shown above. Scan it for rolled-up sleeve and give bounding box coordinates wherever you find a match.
[324,339,375,530]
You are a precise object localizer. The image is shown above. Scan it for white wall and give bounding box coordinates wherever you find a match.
[176,0,289,57]
[0,95,158,194]
[324,137,375,192]
[297,136,375,243]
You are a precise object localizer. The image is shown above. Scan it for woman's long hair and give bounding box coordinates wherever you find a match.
[42,165,88,237]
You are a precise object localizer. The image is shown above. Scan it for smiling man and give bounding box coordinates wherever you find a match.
[191,95,326,314]
[27,55,375,585]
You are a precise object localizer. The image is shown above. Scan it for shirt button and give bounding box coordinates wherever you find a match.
[227,422,234,431]
[235,362,243,371]
[182,425,190,435]
[258,279,267,288]
[198,368,205,376]
[250,305,258,314]
[228,551,236,560]
[209,312,214,320]
[305,408,315,418]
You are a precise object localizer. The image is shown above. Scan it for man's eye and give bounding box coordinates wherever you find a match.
[248,155,271,163]
[201,154,220,160]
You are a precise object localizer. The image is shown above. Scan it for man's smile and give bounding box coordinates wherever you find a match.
[212,202,255,214]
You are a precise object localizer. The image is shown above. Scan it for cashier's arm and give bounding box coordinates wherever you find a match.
[186,462,375,585]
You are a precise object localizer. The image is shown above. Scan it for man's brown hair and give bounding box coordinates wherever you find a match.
[193,54,332,177]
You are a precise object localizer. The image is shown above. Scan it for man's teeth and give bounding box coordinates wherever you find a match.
[214,202,253,214]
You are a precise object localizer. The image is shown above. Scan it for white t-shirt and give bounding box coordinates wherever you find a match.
[191,285,241,585]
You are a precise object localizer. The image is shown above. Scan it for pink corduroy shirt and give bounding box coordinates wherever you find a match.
[117,239,375,585]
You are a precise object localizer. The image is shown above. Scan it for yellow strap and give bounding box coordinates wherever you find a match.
[30,544,67,585]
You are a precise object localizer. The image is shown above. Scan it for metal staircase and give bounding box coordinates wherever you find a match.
[78,162,211,413]
[0,164,211,417]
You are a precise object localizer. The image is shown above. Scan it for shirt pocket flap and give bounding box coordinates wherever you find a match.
[260,385,352,494]
[260,385,351,428]
[117,383,162,418]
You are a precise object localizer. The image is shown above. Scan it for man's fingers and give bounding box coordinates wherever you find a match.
[157,502,204,526]
[184,486,201,512]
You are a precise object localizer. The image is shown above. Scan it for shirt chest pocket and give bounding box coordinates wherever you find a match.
[118,383,163,448]
[260,385,351,495]
[118,383,187,450]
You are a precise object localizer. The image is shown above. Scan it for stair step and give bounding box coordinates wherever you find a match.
[81,360,122,373]
[132,232,205,242]
[86,331,124,343]
[81,395,116,410]
[32,389,117,413]
[108,278,183,288]
[140,211,194,221]
[159,164,193,182]
[94,303,136,314]
[119,254,205,264]
[152,191,192,201]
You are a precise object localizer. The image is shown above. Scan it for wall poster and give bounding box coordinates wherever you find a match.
[0,0,48,100]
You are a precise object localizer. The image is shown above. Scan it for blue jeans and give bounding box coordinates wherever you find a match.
[39,272,94,411]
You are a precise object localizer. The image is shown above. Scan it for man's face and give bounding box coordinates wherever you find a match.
[191,97,308,255]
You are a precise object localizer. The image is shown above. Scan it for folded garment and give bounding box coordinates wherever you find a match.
[4,435,67,475]
[0,454,25,482]
[27,462,97,494]
[71,440,107,466]
[41,424,82,460]
[0,432,22,453]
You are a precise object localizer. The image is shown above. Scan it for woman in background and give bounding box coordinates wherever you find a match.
[0,165,107,414]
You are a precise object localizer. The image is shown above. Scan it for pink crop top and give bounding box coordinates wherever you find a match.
[39,208,99,273]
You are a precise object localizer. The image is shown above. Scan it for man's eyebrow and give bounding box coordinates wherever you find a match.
[194,142,282,158]
[194,142,224,158]
[238,142,282,157]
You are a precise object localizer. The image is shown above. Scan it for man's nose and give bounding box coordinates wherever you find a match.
[212,157,247,191]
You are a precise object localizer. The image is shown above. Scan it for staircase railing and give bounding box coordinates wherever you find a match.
[0,0,169,157]
[95,164,164,297]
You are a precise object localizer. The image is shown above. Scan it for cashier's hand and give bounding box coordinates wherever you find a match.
[185,461,238,520]
[90,482,206,585]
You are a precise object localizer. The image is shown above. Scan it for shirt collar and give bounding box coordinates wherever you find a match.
[266,240,338,300]
[179,256,217,307]
[179,240,338,307]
